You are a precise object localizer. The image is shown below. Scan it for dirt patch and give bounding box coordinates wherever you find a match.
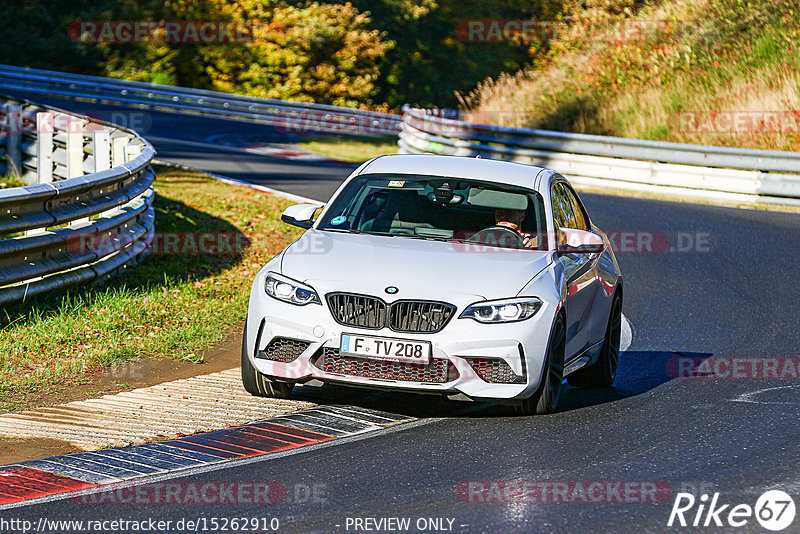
[0,437,82,465]
[2,324,243,415]
[92,322,243,391]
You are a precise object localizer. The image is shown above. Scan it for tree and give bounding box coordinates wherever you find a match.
[90,0,388,107]
[344,0,566,107]
[200,2,389,107]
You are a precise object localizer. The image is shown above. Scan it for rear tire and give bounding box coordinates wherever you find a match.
[567,292,622,389]
[241,321,294,398]
[513,314,565,415]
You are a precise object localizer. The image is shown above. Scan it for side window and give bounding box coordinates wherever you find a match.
[551,182,573,246]
[563,185,589,230]
[551,182,576,229]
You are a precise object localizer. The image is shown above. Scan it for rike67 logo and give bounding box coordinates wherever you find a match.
[668,490,796,531]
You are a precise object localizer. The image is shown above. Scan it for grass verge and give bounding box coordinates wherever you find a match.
[0,175,26,189]
[0,165,303,410]
[298,134,398,162]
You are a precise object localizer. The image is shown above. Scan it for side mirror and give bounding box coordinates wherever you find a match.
[557,227,605,254]
[281,203,324,229]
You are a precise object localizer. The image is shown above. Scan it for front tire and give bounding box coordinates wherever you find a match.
[241,321,294,398]
[513,314,565,415]
[567,292,622,388]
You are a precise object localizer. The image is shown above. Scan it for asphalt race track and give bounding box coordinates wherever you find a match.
[6,95,800,532]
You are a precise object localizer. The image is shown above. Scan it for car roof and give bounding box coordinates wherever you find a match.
[359,154,548,191]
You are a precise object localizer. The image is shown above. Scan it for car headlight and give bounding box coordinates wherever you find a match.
[460,298,542,323]
[265,272,321,306]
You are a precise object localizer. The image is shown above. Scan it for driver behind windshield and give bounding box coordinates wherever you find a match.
[494,208,538,249]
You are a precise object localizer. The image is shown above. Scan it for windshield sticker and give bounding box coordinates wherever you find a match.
[331,215,347,225]
[388,180,405,187]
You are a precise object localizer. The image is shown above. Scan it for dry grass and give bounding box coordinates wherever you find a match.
[298,134,398,162]
[464,0,800,151]
[0,175,26,189]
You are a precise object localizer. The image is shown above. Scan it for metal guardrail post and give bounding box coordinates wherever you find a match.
[65,116,84,179]
[93,129,111,172]
[93,129,116,218]
[111,136,129,167]
[5,104,22,177]
[125,143,141,163]
[36,112,53,184]
[66,115,89,224]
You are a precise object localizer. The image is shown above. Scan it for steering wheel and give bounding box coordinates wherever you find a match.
[467,225,526,248]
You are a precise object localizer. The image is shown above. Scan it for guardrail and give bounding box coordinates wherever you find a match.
[0,95,155,306]
[0,64,400,136]
[399,107,800,204]
[4,64,799,204]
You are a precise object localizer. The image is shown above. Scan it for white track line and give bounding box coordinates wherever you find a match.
[732,384,800,405]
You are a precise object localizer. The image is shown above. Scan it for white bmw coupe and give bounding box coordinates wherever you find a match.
[242,155,623,414]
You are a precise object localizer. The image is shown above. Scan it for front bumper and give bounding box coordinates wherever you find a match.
[245,278,558,402]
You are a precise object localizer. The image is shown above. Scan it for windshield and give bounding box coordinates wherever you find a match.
[317,173,548,251]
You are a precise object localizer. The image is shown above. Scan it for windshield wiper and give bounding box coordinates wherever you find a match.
[322,228,362,234]
[321,228,395,237]
[403,234,450,242]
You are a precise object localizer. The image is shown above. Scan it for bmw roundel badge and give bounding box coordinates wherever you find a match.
[385,286,399,294]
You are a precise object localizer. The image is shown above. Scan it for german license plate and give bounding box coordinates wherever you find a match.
[340,334,431,364]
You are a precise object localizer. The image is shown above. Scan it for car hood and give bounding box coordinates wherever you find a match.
[279,229,553,302]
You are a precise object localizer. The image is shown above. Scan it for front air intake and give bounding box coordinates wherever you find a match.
[256,337,311,363]
[463,357,526,384]
[312,347,458,383]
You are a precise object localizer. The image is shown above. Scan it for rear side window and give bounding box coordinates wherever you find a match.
[563,183,589,230]
[552,181,588,230]
[551,182,576,229]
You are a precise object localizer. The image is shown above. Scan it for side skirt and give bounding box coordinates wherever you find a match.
[563,339,604,376]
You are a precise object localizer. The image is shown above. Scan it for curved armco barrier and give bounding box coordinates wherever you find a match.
[0,95,155,306]
[3,64,798,204]
[399,107,800,205]
[0,64,400,136]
